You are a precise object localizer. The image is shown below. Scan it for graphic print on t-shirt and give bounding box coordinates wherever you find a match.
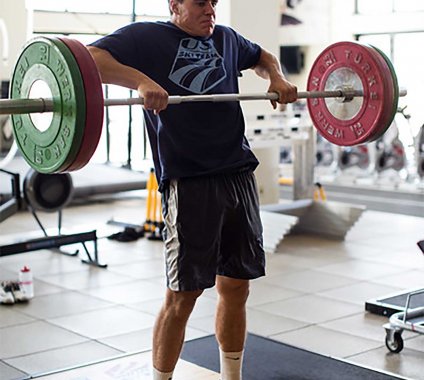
[169,38,227,94]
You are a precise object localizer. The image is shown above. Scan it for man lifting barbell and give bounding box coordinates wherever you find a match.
[87,1,296,379]
[0,1,406,379]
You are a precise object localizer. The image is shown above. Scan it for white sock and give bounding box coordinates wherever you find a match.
[219,348,244,380]
[152,367,174,380]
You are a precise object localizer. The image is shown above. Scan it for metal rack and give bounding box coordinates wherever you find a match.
[383,240,424,353]
[384,289,424,353]
[0,168,106,268]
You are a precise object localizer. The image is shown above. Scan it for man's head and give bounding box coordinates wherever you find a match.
[169,0,217,37]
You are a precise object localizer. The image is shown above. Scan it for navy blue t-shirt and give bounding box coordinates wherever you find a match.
[90,21,262,189]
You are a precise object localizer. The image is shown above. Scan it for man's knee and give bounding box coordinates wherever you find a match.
[216,276,250,304]
[163,288,204,319]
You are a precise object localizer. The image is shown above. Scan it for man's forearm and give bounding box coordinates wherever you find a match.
[253,48,285,81]
[87,46,150,90]
[251,47,297,106]
[87,46,169,113]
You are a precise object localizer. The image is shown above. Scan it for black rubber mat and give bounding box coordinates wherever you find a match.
[181,333,405,380]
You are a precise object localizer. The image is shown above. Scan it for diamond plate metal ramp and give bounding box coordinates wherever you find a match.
[261,199,365,241]
[259,210,298,253]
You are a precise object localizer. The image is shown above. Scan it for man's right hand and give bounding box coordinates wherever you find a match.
[137,80,169,115]
[87,46,169,115]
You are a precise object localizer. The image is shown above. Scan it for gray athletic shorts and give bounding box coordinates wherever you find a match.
[161,169,265,291]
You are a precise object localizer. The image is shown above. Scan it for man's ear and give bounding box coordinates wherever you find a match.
[170,0,180,15]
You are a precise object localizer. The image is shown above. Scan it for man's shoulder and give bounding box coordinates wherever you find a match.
[122,21,172,34]
[214,25,246,41]
[214,24,235,35]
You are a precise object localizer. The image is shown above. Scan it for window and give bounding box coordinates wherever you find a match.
[29,0,133,14]
[358,32,424,157]
[357,34,391,57]
[135,0,170,17]
[393,32,424,138]
[356,0,392,14]
[28,0,165,168]
[356,0,424,14]
[29,0,170,16]
[394,0,424,12]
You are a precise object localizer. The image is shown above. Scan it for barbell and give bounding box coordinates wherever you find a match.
[0,37,406,174]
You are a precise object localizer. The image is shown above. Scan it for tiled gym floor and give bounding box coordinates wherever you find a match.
[1,193,424,380]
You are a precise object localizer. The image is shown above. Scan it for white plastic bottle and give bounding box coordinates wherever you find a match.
[19,266,34,299]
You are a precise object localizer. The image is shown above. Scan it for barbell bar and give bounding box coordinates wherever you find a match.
[3,37,407,173]
[0,89,407,116]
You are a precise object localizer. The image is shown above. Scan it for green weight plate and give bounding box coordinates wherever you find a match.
[48,37,88,171]
[361,44,395,143]
[11,37,86,173]
[369,45,399,142]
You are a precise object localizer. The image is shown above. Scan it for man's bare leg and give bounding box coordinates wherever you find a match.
[215,276,250,380]
[153,288,203,373]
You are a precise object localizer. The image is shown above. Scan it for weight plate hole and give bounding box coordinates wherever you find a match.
[29,79,53,132]
[324,67,364,121]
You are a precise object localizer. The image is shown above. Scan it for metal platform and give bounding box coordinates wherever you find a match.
[366,288,424,317]
[280,181,424,218]
[367,241,424,317]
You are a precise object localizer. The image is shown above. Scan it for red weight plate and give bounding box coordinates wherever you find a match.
[307,41,387,146]
[363,45,396,142]
[58,37,104,171]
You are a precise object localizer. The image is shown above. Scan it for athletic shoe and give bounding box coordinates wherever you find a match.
[107,227,144,242]
[11,281,30,302]
[0,281,15,304]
